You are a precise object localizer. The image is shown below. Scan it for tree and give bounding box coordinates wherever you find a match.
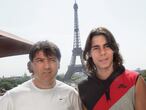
[140,70,146,81]
[0,75,30,91]
[138,70,146,81]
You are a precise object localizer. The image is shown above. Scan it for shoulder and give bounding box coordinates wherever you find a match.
[55,80,80,101]
[78,76,96,90]
[5,79,32,96]
[78,76,97,98]
[0,91,13,108]
[124,70,139,77]
[56,80,78,93]
[0,80,32,106]
[121,69,139,84]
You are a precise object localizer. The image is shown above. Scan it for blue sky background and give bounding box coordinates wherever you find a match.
[0,0,146,77]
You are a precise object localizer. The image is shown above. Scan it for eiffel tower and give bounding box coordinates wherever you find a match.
[64,0,86,81]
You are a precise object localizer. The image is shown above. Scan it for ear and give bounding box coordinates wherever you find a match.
[27,61,33,73]
[58,63,60,69]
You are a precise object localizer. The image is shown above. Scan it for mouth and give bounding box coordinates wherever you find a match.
[43,71,51,74]
[99,58,108,63]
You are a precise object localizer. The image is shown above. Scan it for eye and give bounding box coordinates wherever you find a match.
[49,57,57,62]
[91,46,99,51]
[34,59,44,63]
[104,44,111,49]
[51,59,56,62]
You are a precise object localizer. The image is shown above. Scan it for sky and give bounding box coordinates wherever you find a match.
[0,0,146,77]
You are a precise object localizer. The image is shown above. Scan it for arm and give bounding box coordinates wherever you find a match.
[69,89,82,110]
[135,76,146,110]
[0,92,13,110]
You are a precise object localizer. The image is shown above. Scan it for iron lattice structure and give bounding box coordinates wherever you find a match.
[64,1,86,81]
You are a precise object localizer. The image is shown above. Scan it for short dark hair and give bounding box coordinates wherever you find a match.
[83,27,123,75]
[29,40,61,62]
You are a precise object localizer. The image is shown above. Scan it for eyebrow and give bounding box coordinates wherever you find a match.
[91,45,99,48]
[92,42,109,47]
[33,57,43,61]
[34,56,56,60]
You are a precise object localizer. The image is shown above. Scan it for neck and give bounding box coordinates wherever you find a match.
[96,66,113,80]
[33,79,56,89]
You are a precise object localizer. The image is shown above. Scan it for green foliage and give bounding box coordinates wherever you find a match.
[0,81,13,90]
[139,70,146,81]
[56,73,64,81]
[0,75,30,91]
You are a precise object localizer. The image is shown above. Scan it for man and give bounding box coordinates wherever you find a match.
[78,27,146,110]
[0,40,82,110]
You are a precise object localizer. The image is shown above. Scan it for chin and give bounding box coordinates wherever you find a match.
[100,64,112,69]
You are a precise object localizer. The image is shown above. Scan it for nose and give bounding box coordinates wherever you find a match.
[100,47,106,55]
[44,60,50,69]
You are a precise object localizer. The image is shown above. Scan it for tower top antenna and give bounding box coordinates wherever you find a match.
[74,0,78,9]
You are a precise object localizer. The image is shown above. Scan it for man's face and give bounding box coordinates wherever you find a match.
[31,50,59,84]
[90,35,114,71]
